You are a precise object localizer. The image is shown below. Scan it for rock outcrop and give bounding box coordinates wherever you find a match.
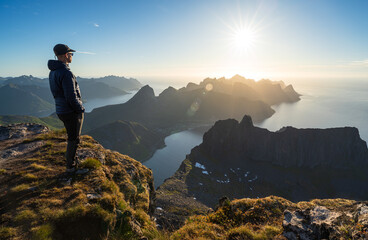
[170,196,368,240]
[0,124,158,240]
[0,123,49,141]
[283,203,368,239]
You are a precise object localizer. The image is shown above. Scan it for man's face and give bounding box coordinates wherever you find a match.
[66,52,73,63]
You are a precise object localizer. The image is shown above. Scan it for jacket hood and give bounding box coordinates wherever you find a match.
[48,60,68,71]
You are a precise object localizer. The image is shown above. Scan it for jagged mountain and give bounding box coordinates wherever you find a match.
[83,84,275,132]
[178,75,300,105]
[2,75,142,92]
[86,120,165,162]
[2,75,48,87]
[77,75,142,91]
[157,115,368,211]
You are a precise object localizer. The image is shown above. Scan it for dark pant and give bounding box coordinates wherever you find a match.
[57,112,84,168]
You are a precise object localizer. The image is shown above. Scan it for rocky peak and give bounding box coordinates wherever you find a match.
[239,114,253,128]
[158,86,177,99]
[127,84,156,105]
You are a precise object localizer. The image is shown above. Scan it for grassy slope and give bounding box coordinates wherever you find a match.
[0,129,160,240]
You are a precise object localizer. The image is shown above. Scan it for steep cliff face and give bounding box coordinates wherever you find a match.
[0,124,158,240]
[201,115,368,168]
[158,115,368,211]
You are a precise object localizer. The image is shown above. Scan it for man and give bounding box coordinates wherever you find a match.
[48,44,85,172]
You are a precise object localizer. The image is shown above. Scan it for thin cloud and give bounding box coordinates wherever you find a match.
[94,23,99,27]
[350,59,368,66]
[76,51,96,55]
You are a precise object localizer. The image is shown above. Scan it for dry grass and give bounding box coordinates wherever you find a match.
[30,163,48,171]
[0,226,16,239]
[15,209,37,223]
[23,173,38,181]
[11,183,30,192]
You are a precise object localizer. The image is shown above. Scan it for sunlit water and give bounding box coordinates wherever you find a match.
[256,79,368,142]
[83,79,368,187]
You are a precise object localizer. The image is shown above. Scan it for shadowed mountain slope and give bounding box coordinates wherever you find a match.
[86,120,165,162]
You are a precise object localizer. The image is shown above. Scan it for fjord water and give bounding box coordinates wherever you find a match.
[144,128,208,187]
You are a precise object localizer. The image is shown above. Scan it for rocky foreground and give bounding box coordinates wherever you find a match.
[0,124,156,239]
[170,196,368,240]
[1,123,367,239]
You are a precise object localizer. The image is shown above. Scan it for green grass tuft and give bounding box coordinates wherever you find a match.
[31,224,53,240]
[79,158,102,169]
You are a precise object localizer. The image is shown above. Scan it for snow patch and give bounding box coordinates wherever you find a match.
[248,175,258,182]
[195,162,206,170]
[202,170,209,175]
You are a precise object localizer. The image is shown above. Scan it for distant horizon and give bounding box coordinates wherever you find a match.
[1,73,367,86]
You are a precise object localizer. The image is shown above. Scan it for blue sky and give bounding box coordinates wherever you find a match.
[1,0,367,81]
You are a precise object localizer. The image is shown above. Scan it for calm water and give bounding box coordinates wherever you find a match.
[84,79,368,187]
[257,79,368,142]
[144,129,206,187]
[83,91,138,112]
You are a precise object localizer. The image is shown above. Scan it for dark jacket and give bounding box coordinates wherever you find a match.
[48,60,85,114]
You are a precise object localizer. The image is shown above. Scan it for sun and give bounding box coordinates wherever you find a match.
[230,27,257,54]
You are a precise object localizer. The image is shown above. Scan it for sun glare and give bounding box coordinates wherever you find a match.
[230,27,257,54]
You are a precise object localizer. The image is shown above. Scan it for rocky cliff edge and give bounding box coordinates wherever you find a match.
[0,123,157,240]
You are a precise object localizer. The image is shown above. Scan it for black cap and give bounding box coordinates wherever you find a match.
[53,44,76,56]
